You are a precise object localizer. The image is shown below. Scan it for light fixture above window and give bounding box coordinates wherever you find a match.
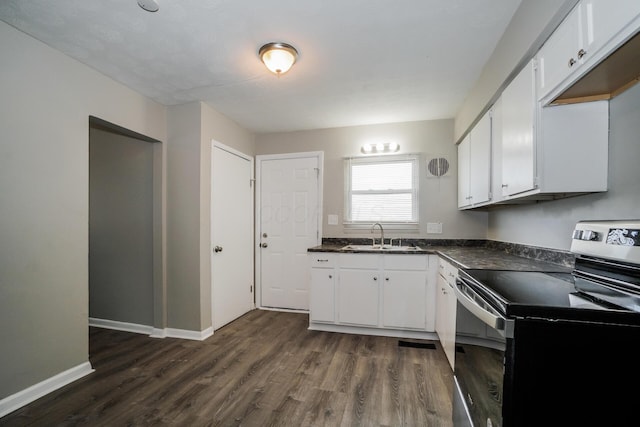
[259,42,298,76]
[361,142,400,154]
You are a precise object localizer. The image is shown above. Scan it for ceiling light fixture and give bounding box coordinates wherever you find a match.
[259,42,298,76]
[137,0,159,12]
[361,142,400,155]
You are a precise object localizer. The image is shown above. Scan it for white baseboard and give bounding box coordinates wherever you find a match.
[165,326,213,341]
[89,317,154,335]
[149,328,167,338]
[0,361,94,418]
[258,306,309,314]
[89,317,213,341]
[308,322,439,341]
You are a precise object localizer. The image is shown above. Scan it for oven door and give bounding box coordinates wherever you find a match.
[452,276,509,427]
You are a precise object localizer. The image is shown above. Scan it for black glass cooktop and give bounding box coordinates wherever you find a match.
[460,269,640,324]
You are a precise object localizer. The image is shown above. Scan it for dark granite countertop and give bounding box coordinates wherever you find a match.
[308,239,573,273]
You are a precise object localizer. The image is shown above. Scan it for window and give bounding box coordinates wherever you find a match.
[344,154,419,229]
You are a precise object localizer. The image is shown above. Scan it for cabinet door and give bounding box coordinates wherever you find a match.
[582,0,640,61]
[309,268,335,323]
[382,270,427,330]
[501,59,536,196]
[338,269,379,326]
[436,273,456,370]
[457,134,471,208]
[537,3,583,99]
[469,110,492,205]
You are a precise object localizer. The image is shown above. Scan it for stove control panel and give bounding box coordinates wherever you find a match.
[572,229,599,241]
[571,220,640,265]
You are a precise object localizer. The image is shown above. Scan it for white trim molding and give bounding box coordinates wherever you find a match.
[0,362,94,418]
[165,326,213,341]
[89,317,155,335]
[89,318,213,341]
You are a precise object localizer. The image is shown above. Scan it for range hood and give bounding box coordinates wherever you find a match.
[551,30,640,105]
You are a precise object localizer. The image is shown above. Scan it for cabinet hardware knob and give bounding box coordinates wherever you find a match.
[329,275,332,279]
[260,242,268,248]
[577,49,586,59]
[373,277,378,281]
[214,246,223,253]
[568,57,577,67]
[501,184,509,188]
[385,277,389,281]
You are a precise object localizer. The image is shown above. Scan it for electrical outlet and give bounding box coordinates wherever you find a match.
[427,222,443,234]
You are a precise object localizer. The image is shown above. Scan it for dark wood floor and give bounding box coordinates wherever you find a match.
[1,310,454,427]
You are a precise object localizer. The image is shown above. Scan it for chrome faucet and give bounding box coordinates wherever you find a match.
[371,222,384,247]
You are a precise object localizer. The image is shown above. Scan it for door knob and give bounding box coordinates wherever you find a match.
[261,243,268,248]
[214,246,223,253]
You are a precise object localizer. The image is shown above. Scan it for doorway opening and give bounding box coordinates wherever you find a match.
[88,116,165,337]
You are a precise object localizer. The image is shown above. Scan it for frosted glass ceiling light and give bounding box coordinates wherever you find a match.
[259,42,298,76]
[137,0,159,12]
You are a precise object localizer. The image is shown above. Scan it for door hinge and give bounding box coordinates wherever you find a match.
[314,167,319,178]
[250,285,253,293]
[250,178,256,187]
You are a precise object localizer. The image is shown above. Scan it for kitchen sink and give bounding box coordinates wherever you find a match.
[341,244,421,252]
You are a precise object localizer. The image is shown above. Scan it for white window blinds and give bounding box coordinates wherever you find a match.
[345,155,418,223]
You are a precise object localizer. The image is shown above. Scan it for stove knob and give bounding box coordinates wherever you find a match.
[572,230,583,240]
[581,230,599,241]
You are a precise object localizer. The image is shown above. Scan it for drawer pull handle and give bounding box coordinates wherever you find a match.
[317,259,329,262]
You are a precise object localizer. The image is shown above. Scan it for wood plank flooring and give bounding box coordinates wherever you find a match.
[1,310,454,427]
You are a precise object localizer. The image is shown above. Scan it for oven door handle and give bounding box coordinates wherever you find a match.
[454,278,506,332]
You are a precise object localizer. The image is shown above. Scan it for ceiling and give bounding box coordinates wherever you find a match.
[0,0,522,133]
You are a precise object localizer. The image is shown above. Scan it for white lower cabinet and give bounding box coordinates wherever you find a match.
[436,258,458,369]
[309,267,335,323]
[309,254,337,323]
[338,269,379,326]
[308,252,436,336]
[382,270,427,330]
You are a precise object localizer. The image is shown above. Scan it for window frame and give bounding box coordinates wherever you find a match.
[343,154,419,232]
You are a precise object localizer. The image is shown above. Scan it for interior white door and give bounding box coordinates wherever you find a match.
[212,144,254,330]
[258,154,321,310]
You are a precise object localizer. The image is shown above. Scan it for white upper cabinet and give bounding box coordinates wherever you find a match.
[537,4,584,101]
[500,58,609,201]
[457,134,471,208]
[583,0,640,63]
[500,59,536,197]
[458,109,492,208]
[538,0,640,103]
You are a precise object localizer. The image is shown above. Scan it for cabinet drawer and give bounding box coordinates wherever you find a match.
[384,254,428,271]
[438,257,458,285]
[339,253,381,269]
[309,253,337,268]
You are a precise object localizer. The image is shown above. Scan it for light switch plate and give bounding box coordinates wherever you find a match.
[328,214,339,225]
[427,222,443,234]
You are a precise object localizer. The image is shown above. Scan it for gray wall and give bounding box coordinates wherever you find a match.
[488,83,640,250]
[89,128,155,326]
[455,0,578,142]
[0,21,166,400]
[167,103,203,331]
[255,119,488,240]
[167,101,255,331]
